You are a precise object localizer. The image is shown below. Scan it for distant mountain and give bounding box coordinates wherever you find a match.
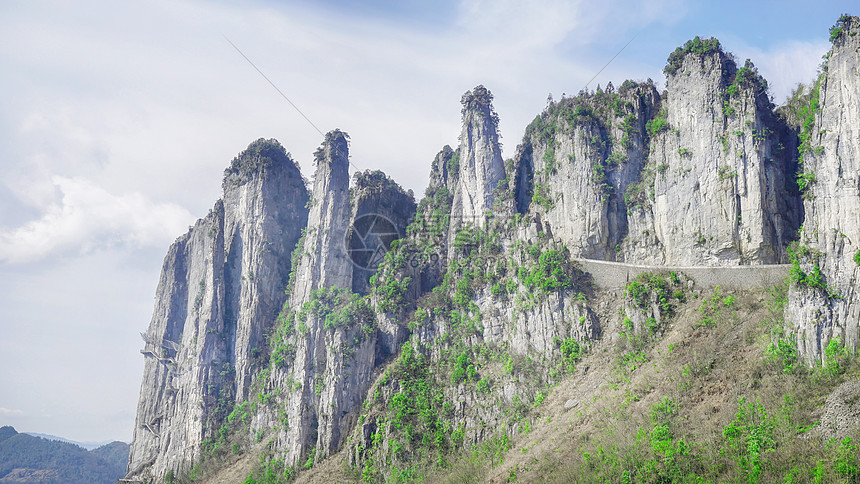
[90,441,130,476]
[0,426,128,484]
[23,432,110,451]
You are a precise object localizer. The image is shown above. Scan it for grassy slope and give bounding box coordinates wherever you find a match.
[207,280,859,484]
[432,283,860,483]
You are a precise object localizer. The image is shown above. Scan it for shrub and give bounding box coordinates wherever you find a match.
[664,36,722,76]
[520,249,576,293]
[646,109,669,137]
[722,397,776,483]
[728,59,768,97]
[451,350,479,384]
[822,337,849,377]
[765,338,800,374]
[829,14,853,43]
[299,286,376,331]
[375,276,412,313]
[532,183,555,211]
[560,338,583,371]
[787,242,828,291]
[625,272,678,317]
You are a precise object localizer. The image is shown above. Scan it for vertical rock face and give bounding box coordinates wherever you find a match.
[252,133,415,468]
[450,85,506,230]
[515,43,801,266]
[268,129,355,467]
[649,47,799,265]
[787,16,860,363]
[223,141,312,401]
[126,140,308,480]
[290,130,352,306]
[515,82,659,260]
[349,169,416,295]
[429,145,458,194]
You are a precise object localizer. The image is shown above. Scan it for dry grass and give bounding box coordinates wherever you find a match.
[438,285,860,483]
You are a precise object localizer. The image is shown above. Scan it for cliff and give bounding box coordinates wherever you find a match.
[515,41,801,266]
[126,139,309,480]
[127,15,860,483]
[239,131,417,470]
[449,85,507,233]
[786,15,860,364]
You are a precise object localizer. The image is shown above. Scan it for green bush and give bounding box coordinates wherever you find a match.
[532,183,555,211]
[822,337,849,378]
[625,272,677,316]
[646,108,669,137]
[664,36,722,76]
[299,286,376,331]
[727,59,768,97]
[519,249,575,293]
[765,338,800,374]
[451,350,479,384]
[831,437,860,479]
[787,242,827,291]
[374,276,412,314]
[722,397,776,483]
[559,338,582,371]
[829,14,853,43]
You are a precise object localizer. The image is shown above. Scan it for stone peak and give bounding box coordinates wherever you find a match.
[830,14,860,47]
[352,169,411,200]
[461,85,499,126]
[663,36,727,77]
[313,129,350,168]
[223,138,298,187]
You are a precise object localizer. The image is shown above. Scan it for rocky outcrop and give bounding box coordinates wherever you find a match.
[647,47,800,265]
[348,170,416,296]
[514,82,660,260]
[514,44,801,266]
[787,15,860,364]
[450,85,507,232]
[246,132,416,469]
[289,130,352,307]
[126,139,308,480]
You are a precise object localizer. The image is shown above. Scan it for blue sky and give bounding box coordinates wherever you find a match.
[0,0,854,442]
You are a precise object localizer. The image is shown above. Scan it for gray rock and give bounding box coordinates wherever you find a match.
[449,85,506,234]
[126,139,309,481]
[514,52,800,266]
[251,131,415,469]
[787,17,860,364]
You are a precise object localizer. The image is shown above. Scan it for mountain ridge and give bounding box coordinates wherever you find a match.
[125,14,860,483]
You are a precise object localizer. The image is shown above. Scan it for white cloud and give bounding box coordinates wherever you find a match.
[0,0,691,441]
[0,176,193,264]
[0,407,24,416]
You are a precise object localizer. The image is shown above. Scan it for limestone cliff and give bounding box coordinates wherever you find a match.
[450,85,506,232]
[786,15,860,364]
[127,18,860,481]
[349,170,417,296]
[647,44,800,265]
[126,140,308,480]
[242,131,416,469]
[513,81,660,260]
[514,42,801,266]
[289,130,352,307]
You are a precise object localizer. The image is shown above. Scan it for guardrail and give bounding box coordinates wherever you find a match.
[577,258,791,291]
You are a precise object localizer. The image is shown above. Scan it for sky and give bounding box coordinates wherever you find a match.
[0,0,853,443]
